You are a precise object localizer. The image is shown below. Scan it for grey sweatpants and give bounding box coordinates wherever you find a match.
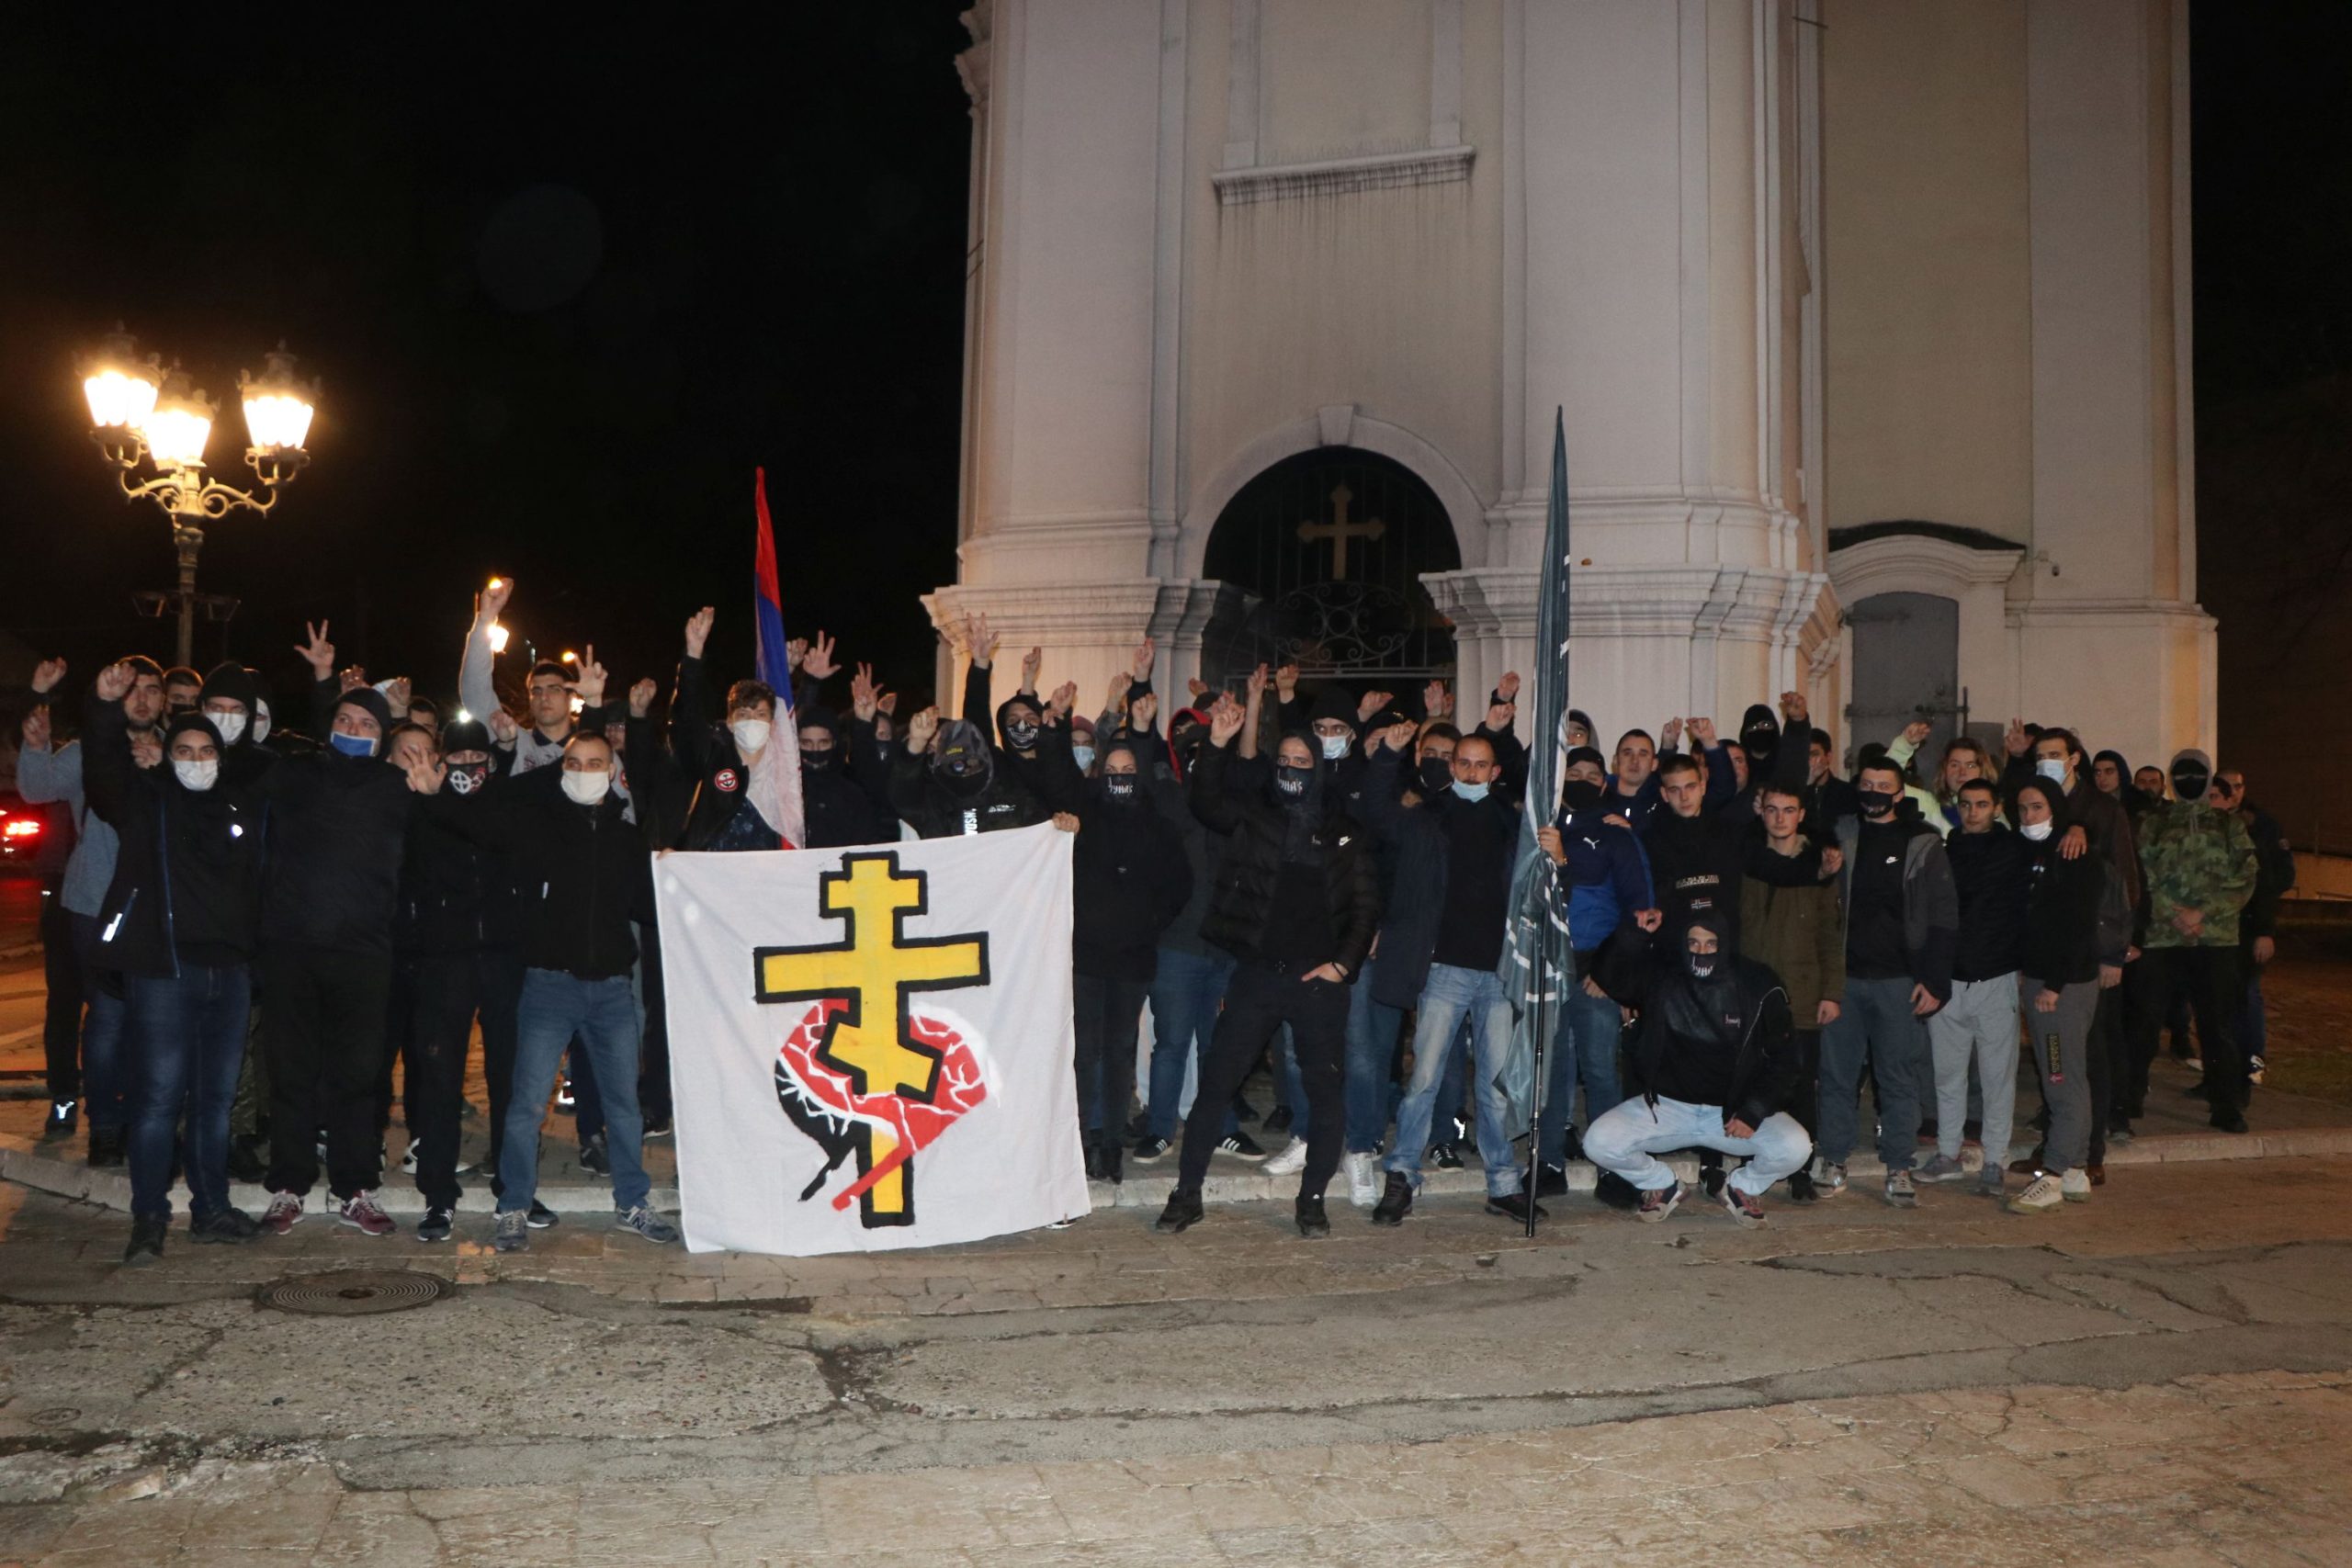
[2019,976,2097,1173]
[1927,974,2019,1165]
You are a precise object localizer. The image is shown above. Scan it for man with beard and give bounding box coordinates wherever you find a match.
[1585,914,1810,1226]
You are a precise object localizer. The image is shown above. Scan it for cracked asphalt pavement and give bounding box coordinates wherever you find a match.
[2,1155,2350,1564]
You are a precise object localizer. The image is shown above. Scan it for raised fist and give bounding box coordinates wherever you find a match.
[95,660,136,703]
[684,606,716,660]
[906,705,940,753]
[31,658,66,695]
[1208,701,1245,746]
[628,677,659,718]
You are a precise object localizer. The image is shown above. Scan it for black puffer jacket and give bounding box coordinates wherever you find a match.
[1072,772,1193,981]
[417,765,650,980]
[1187,739,1380,976]
[1599,927,1800,1128]
[396,757,524,955]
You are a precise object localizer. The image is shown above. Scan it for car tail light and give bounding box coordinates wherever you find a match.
[3,818,40,839]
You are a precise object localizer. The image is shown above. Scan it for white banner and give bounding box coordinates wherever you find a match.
[656,824,1089,1255]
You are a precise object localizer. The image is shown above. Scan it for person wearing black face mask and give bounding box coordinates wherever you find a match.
[1527,749,1656,1194]
[792,705,896,850]
[1585,915,1808,1226]
[1817,759,1959,1206]
[390,716,529,1240]
[1070,743,1192,1183]
[1158,707,1378,1238]
[888,707,1059,838]
[1356,723,1545,1226]
[2136,749,2258,1132]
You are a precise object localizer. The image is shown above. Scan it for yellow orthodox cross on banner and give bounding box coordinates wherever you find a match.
[1296,482,1387,581]
[753,853,989,1223]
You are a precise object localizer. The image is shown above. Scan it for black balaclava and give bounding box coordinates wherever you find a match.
[1738,704,1779,764]
[1168,708,1209,782]
[2169,748,2213,806]
[1269,731,1327,863]
[1661,913,1740,1050]
[933,718,995,797]
[1559,745,1609,815]
[995,697,1042,755]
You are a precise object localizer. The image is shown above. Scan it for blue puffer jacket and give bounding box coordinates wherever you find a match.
[1553,802,1654,953]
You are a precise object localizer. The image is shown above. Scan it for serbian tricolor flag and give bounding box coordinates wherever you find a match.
[750,468,807,850]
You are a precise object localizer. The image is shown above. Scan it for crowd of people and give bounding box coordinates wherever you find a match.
[12,577,2295,1259]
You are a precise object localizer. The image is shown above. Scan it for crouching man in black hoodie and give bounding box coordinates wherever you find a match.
[1584,913,1811,1227]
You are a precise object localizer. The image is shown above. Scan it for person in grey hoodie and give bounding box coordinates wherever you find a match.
[17,654,169,1165]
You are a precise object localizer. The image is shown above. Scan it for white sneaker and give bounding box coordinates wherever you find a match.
[400,1137,420,1175]
[1344,1151,1378,1207]
[2007,1173,2063,1213]
[2060,1168,2092,1203]
[1263,1137,1309,1178]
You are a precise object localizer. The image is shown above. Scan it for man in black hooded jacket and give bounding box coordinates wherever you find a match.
[889,705,1061,838]
[1157,705,1380,1239]
[1586,914,1810,1226]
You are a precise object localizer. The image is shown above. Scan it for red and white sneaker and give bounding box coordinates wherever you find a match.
[263,1191,303,1235]
[1719,1184,1768,1228]
[1636,1179,1684,1224]
[337,1190,395,1236]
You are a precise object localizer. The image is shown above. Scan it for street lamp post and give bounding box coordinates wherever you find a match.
[80,328,319,667]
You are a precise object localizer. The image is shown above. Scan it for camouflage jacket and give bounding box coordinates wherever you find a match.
[2136,802,2257,949]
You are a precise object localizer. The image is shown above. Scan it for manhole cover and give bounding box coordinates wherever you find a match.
[258,1269,447,1316]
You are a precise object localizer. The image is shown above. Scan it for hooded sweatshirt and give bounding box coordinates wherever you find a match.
[2136,748,2259,950]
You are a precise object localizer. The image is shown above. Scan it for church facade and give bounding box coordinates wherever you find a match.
[932,0,2209,771]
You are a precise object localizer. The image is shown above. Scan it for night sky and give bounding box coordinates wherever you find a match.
[2,7,2346,843]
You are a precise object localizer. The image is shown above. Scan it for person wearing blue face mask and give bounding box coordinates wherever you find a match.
[254,623,425,1243]
[1351,721,1542,1228]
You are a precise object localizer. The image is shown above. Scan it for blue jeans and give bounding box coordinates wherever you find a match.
[123,963,251,1222]
[1146,948,1238,1141]
[1584,1096,1813,1196]
[1819,974,1931,1172]
[501,969,650,1213]
[1342,955,1402,1153]
[1538,978,1625,1166]
[1387,964,1521,1196]
[70,912,129,1132]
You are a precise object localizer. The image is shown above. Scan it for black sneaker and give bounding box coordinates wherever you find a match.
[1371,1172,1414,1226]
[1153,1189,1204,1234]
[1097,1140,1123,1186]
[1594,1170,1642,1210]
[642,1115,674,1139]
[2210,1107,2249,1134]
[188,1207,261,1244]
[1083,1142,1108,1182]
[417,1207,454,1243]
[86,1127,127,1168]
[579,1135,610,1176]
[1430,1141,1464,1170]
[1295,1195,1330,1238]
[1215,1132,1267,1160]
[1699,1151,1727,1199]
[1132,1134,1172,1162]
[1787,1169,1819,1204]
[1485,1191,1547,1224]
[123,1215,167,1266]
[1534,1163,1569,1198]
[526,1200,560,1229]
[556,1077,577,1111]
[1263,1105,1295,1134]
[43,1100,79,1140]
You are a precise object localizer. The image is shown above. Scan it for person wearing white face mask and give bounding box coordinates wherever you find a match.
[658,604,811,852]
[196,662,264,752]
[79,667,272,1264]
[401,725,678,1253]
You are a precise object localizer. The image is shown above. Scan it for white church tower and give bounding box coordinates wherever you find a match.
[933,0,2211,772]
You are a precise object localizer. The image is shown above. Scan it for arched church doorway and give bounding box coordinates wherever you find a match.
[1844,591,1966,772]
[1199,447,1462,694]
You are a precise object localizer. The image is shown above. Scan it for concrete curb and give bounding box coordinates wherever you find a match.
[10,1122,2352,1223]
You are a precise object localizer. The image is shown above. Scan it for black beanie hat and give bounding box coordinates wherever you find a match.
[439,716,492,757]
[797,705,842,739]
[164,712,225,750]
[334,686,392,734]
[1566,745,1608,773]
[198,661,259,716]
[1306,685,1359,731]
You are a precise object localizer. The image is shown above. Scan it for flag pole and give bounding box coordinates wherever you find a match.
[1518,410,1571,1239]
